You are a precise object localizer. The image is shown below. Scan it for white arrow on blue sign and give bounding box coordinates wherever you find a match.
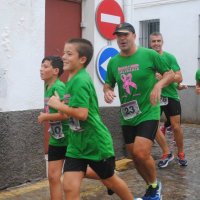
[96,46,119,83]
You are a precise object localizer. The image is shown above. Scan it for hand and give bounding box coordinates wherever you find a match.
[177,83,188,90]
[47,92,61,110]
[155,73,162,81]
[38,112,47,124]
[104,90,116,103]
[150,84,161,105]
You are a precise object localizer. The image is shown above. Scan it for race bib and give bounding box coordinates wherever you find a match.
[160,96,168,106]
[121,100,141,120]
[68,117,84,132]
[49,121,64,139]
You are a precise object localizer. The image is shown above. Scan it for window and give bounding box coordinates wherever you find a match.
[139,19,160,48]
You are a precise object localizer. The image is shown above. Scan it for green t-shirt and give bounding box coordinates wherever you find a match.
[196,69,200,82]
[44,79,68,147]
[160,51,181,101]
[65,68,114,161]
[105,47,171,126]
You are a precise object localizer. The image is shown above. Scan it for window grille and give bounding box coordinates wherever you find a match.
[139,19,160,48]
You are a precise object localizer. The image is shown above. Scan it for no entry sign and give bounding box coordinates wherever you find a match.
[96,0,124,40]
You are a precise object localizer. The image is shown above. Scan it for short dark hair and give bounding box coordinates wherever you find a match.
[150,32,163,38]
[66,38,93,67]
[42,56,64,77]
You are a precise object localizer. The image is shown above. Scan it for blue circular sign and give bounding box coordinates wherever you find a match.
[96,46,119,83]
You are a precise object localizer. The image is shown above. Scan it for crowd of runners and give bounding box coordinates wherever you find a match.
[38,22,200,200]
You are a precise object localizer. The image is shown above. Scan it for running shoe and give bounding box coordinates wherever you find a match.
[142,181,162,200]
[178,152,188,166]
[166,126,172,134]
[158,152,174,168]
[107,188,114,195]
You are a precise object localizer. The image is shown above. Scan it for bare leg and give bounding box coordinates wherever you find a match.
[63,171,84,200]
[155,128,170,155]
[85,166,114,195]
[85,166,100,179]
[101,174,134,200]
[48,160,64,200]
[170,115,184,154]
[127,137,157,184]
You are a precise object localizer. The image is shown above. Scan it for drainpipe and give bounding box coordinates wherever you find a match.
[122,0,134,23]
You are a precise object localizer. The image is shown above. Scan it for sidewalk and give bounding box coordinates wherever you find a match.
[0,123,200,200]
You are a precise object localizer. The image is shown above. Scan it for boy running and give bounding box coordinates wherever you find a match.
[38,56,68,200]
[48,38,140,200]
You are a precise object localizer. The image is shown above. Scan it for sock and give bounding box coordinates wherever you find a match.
[149,180,158,189]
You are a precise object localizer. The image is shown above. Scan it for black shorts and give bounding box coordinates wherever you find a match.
[63,156,115,179]
[161,97,181,117]
[122,120,159,144]
[48,145,66,161]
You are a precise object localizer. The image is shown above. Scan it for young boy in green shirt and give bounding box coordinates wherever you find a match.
[48,39,140,200]
[38,56,68,200]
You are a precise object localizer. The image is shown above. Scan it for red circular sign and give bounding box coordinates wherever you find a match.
[96,0,124,40]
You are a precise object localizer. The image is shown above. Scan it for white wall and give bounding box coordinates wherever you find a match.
[1,0,199,111]
[134,0,200,85]
[0,0,45,112]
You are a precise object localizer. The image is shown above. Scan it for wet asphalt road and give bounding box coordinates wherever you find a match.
[0,123,200,200]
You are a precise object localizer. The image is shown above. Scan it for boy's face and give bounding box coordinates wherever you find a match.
[40,60,57,81]
[62,43,84,72]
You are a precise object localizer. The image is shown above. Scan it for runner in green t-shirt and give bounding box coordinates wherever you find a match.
[38,56,68,200]
[195,68,200,94]
[48,38,140,200]
[150,32,188,168]
[104,22,175,200]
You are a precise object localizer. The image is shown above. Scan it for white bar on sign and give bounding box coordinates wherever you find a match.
[101,13,120,24]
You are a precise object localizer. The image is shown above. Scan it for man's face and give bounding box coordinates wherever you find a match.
[150,35,163,53]
[115,32,135,54]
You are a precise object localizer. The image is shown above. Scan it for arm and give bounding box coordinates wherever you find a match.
[150,70,175,105]
[38,112,68,124]
[47,95,88,121]
[156,70,182,83]
[103,84,116,103]
[173,70,183,83]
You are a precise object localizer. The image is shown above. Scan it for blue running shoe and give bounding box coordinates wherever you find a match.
[178,152,188,166]
[143,181,162,200]
[158,152,174,168]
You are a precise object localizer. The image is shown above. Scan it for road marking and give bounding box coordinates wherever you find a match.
[0,179,49,199]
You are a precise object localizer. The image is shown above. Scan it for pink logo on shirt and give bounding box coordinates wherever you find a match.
[121,74,137,94]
